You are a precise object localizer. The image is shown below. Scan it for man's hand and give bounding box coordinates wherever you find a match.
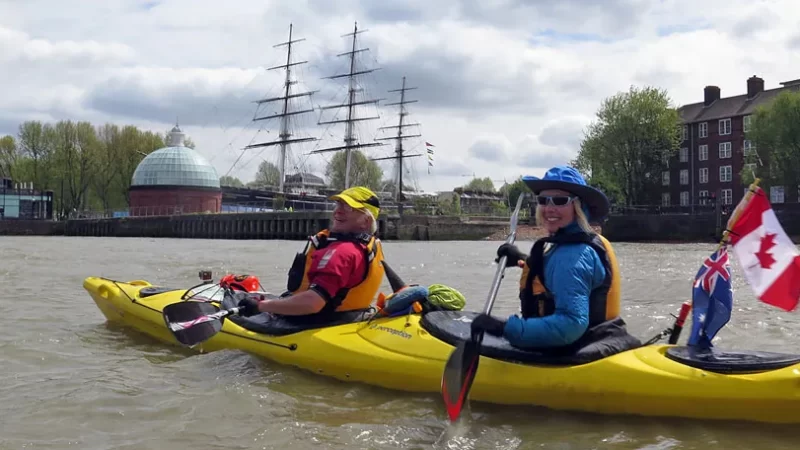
[237,296,261,317]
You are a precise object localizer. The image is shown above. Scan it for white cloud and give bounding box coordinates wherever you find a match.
[2,0,800,191]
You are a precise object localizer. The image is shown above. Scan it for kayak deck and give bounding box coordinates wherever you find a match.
[83,276,800,424]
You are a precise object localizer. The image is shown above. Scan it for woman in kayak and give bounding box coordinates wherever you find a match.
[237,186,387,319]
[471,166,641,354]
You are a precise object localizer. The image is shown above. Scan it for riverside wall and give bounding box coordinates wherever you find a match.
[4,210,800,242]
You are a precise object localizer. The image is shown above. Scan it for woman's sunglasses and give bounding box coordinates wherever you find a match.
[536,195,576,207]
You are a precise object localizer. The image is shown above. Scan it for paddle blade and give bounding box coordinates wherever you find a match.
[163,301,224,347]
[441,339,481,422]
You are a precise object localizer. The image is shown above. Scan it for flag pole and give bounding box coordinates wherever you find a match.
[717,178,761,250]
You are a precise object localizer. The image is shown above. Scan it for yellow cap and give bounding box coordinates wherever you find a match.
[329,186,381,218]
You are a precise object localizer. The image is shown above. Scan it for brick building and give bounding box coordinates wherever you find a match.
[664,75,800,209]
[129,125,221,216]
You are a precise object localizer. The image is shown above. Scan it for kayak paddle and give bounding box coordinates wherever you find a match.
[440,193,526,422]
[163,297,246,347]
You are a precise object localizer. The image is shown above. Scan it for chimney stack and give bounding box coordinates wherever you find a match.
[747,75,764,98]
[704,85,721,106]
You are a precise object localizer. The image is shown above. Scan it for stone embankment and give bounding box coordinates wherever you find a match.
[483,225,603,241]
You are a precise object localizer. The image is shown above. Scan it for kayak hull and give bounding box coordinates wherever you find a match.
[83,276,800,424]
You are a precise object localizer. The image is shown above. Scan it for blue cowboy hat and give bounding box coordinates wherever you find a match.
[522,165,609,221]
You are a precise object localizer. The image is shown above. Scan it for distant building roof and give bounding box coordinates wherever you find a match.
[285,172,325,186]
[131,125,220,189]
[679,75,800,123]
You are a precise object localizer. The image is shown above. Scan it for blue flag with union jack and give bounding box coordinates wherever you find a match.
[687,246,734,348]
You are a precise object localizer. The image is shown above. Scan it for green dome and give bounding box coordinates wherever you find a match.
[131,126,220,189]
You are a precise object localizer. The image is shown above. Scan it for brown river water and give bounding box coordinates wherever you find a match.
[2,236,800,449]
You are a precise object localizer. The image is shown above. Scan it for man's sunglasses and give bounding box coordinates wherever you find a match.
[536,195,576,207]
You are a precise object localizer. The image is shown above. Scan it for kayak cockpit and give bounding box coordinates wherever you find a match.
[420,310,641,366]
[220,294,373,336]
[665,346,800,374]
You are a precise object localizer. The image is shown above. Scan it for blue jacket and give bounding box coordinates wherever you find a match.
[503,222,607,348]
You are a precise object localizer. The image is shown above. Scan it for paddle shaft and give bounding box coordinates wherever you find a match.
[440,194,525,422]
[167,306,243,332]
[480,193,525,317]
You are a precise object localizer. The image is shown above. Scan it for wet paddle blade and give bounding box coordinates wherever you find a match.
[441,339,481,422]
[163,301,225,347]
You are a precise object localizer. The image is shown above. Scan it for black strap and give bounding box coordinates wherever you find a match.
[529,231,596,287]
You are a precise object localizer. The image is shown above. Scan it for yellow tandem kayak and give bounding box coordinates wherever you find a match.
[83,276,800,425]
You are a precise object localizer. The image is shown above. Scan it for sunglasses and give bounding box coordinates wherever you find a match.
[536,195,576,207]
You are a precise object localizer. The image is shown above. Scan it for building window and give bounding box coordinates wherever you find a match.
[722,189,732,205]
[719,165,732,182]
[662,192,670,206]
[743,140,755,156]
[679,147,688,162]
[682,125,689,141]
[699,167,708,184]
[719,142,732,159]
[743,115,752,132]
[662,171,670,186]
[680,169,689,185]
[699,122,708,138]
[771,186,785,204]
[699,144,708,161]
[680,191,689,206]
[699,190,709,205]
[744,163,757,175]
[719,118,731,135]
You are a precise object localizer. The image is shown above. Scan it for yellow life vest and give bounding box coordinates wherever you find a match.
[519,231,620,325]
[286,229,385,313]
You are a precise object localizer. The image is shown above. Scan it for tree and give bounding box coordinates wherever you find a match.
[574,85,681,206]
[17,121,54,192]
[252,161,280,188]
[220,175,244,187]
[183,136,196,149]
[498,177,527,207]
[0,135,18,180]
[325,150,383,191]
[462,177,495,192]
[742,90,800,191]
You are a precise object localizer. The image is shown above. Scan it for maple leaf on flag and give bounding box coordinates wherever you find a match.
[756,233,778,269]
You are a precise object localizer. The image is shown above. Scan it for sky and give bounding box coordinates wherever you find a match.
[2,0,800,193]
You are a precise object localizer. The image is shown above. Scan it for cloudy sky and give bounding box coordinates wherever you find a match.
[2,0,799,193]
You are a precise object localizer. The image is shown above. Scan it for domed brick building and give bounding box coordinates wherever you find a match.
[129,125,221,216]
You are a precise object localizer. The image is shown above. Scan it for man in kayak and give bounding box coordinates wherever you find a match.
[236,186,387,318]
[470,166,640,354]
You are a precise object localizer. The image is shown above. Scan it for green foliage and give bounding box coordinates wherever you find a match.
[574,85,682,206]
[462,176,494,193]
[1,120,166,218]
[219,175,244,187]
[325,150,383,191]
[272,195,286,210]
[251,161,281,188]
[0,135,18,179]
[497,177,527,208]
[744,91,800,189]
[410,195,437,214]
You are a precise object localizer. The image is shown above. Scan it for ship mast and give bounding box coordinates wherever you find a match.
[245,23,318,193]
[371,76,423,215]
[310,21,385,189]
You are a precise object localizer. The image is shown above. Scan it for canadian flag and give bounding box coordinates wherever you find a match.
[728,187,800,311]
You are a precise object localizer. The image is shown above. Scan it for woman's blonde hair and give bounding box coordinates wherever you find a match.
[535,197,593,234]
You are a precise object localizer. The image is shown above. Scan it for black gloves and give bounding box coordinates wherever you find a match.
[471,313,506,337]
[237,296,261,317]
[495,243,527,268]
